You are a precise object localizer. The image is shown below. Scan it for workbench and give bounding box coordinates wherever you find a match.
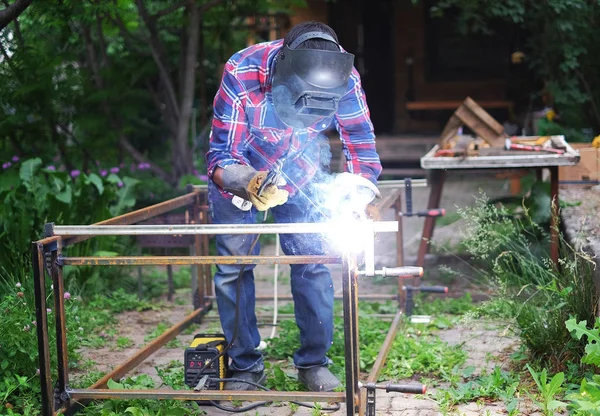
[418,135,581,266]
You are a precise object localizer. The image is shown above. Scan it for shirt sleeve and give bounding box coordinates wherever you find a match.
[206,66,250,179]
[334,68,382,185]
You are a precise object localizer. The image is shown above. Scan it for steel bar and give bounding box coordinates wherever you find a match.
[376,179,427,189]
[191,198,205,309]
[394,194,406,309]
[206,294,398,302]
[51,248,69,407]
[342,254,360,416]
[91,305,206,389]
[51,221,399,236]
[366,310,403,383]
[202,313,402,322]
[32,243,53,416]
[350,257,361,416]
[68,388,344,402]
[61,255,342,266]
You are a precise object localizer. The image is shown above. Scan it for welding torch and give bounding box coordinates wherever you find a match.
[256,158,285,197]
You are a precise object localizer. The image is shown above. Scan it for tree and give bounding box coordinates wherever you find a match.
[0,0,305,186]
[0,0,32,31]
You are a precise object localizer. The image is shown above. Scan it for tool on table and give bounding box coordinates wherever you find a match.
[400,178,446,218]
[505,138,565,154]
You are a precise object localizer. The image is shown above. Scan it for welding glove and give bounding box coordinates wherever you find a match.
[365,204,381,221]
[221,164,289,211]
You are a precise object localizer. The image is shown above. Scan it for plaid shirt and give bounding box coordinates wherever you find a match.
[206,40,382,196]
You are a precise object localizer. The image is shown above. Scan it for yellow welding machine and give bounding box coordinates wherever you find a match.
[184,333,228,390]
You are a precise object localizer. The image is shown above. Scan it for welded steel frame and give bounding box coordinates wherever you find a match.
[32,180,420,416]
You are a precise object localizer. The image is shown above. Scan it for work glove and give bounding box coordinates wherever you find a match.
[324,172,381,219]
[221,164,289,211]
[365,204,381,221]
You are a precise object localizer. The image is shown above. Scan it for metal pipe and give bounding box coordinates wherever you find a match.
[68,388,344,402]
[201,313,402,322]
[191,180,426,191]
[91,305,206,389]
[60,255,342,266]
[50,221,399,236]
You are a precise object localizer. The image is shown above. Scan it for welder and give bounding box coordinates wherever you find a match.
[206,21,382,392]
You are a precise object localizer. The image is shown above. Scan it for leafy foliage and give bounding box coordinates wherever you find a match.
[457,194,598,368]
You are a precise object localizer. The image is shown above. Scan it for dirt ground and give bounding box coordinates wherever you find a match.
[72,173,558,415]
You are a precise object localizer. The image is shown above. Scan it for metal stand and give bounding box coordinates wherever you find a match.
[32,183,427,416]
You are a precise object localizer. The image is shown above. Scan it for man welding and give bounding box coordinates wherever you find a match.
[206,21,382,392]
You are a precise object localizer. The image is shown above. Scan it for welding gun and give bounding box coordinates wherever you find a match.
[257,159,285,197]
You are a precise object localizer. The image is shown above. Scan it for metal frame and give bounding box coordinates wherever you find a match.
[32,180,424,416]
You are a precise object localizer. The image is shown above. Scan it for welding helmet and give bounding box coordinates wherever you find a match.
[272,31,355,128]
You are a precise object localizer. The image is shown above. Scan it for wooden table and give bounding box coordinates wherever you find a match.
[418,135,581,266]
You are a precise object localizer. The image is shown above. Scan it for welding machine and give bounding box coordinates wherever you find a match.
[184,333,228,390]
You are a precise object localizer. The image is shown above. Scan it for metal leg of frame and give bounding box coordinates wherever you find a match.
[32,242,54,416]
[416,170,446,268]
[342,253,360,415]
[51,247,70,411]
[394,193,405,309]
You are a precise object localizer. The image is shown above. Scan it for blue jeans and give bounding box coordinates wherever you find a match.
[208,181,334,372]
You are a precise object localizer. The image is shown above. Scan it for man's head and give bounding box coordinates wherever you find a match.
[272,22,355,129]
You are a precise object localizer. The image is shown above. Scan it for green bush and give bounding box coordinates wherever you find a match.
[458,195,598,369]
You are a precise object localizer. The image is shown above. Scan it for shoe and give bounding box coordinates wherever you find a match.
[224,370,266,391]
[298,366,340,392]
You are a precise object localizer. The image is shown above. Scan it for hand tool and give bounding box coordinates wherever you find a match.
[400,178,446,218]
[504,138,565,154]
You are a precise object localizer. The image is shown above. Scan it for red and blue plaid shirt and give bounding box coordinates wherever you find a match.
[206,40,382,195]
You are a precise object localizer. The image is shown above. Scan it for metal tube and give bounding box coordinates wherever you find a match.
[91,306,206,389]
[61,255,341,266]
[68,388,344,402]
[51,221,398,236]
[32,243,54,416]
[191,180,426,191]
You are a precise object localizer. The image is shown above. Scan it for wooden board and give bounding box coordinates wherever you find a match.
[421,135,580,169]
[406,100,513,111]
[559,143,599,183]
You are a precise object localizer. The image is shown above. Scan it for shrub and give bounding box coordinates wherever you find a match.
[458,195,598,369]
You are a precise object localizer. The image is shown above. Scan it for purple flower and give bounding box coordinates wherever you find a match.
[3,162,11,169]
[46,165,56,171]
[199,175,208,182]
[12,156,19,162]
[100,169,107,177]
[117,181,124,188]
[32,320,37,327]
[46,308,52,313]
[64,292,71,300]
[70,169,80,178]
[110,167,119,174]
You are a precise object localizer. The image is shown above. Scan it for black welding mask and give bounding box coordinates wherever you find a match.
[272,32,355,128]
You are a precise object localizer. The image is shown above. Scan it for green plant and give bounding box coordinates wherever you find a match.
[115,337,134,350]
[526,364,567,415]
[565,319,600,414]
[456,194,598,368]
